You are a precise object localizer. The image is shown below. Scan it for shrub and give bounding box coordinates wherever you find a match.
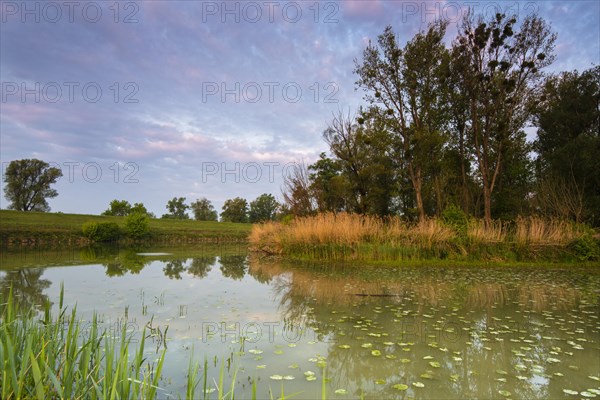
[82,221,121,242]
[568,234,600,261]
[126,212,149,239]
[442,205,469,238]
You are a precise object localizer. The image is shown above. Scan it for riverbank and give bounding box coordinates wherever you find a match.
[0,210,251,247]
[249,213,600,264]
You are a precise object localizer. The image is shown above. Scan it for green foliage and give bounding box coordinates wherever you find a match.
[249,193,279,223]
[568,234,600,261]
[162,197,189,219]
[442,205,469,237]
[190,197,218,221]
[125,212,149,239]
[534,66,600,225]
[221,197,248,223]
[102,199,132,216]
[3,158,63,211]
[82,221,121,242]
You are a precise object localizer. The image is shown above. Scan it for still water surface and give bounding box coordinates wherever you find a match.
[1,246,599,399]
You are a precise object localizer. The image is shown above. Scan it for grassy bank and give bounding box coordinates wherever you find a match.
[0,210,251,247]
[249,213,600,263]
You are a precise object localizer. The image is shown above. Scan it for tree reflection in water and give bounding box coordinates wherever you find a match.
[0,268,51,311]
[247,259,599,399]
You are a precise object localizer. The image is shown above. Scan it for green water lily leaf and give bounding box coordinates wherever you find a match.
[288,363,299,369]
[385,354,397,359]
[563,389,578,395]
[498,390,511,397]
[270,375,283,380]
[338,345,350,349]
[256,365,266,369]
[306,376,317,381]
[361,343,373,348]
[496,370,508,375]
[413,382,425,388]
[248,349,263,354]
[420,373,434,379]
[581,392,597,398]
[371,350,382,357]
[546,357,560,363]
[429,361,441,368]
[334,389,347,395]
[401,358,411,363]
[449,374,459,382]
[375,379,386,385]
[273,350,284,355]
[589,376,600,382]
[283,375,295,380]
[495,378,507,383]
[304,371,316,377]
[423,356,434,360]
[393,384,409,391]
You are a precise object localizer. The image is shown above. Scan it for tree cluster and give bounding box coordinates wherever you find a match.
[283,12,599,226]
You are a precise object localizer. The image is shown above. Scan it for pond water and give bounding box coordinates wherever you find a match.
[1,245,600,399]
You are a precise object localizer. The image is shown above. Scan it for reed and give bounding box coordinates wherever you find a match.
[514,216,583,245]
[249,212,591,262]
[0,287,307,400]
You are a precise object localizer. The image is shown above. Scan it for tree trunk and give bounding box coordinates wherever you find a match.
[483,185,492,226]
[413,168,426,223]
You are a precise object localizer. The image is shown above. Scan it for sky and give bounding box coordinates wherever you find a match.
[1,0,598,217]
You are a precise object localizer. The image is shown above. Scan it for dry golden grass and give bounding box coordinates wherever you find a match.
[249,212,586,261]
[515,216,582,245]
[467,219,508,243]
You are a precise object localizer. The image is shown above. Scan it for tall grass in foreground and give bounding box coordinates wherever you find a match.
[249,212,594,262]
[0,286,167,399]
[1,287,313,400]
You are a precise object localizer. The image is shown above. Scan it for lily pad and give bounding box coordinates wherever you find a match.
[270,375,283,380]
[563,389,578,395]
[581,392,597,398]
[429,361,441,368]
[498,390,511,397]
[338,345,351,349]
[413,382,425,388]
[371,350,382,356]
[334,389,347,395]
[393,384,409,391]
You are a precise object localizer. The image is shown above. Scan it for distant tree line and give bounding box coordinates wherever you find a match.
[102,194,281,223]
[282,12,599,226]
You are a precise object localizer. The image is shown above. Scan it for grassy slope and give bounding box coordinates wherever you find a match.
[0,210,251,243]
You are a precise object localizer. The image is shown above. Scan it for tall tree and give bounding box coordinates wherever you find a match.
[282,162,315,217]
[533,66,600,224]
[163,197,189,219]
[308,153,347,213]
[354,21,450,222]
[102,199,132,216]
[453,12,556,224]
[3,159,62,211]
[220,197,248,223]
[190,198,218,221]
[249,194,279,223]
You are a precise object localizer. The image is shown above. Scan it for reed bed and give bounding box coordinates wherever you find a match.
[1,286,324,400]
[249,212,592,262]
[514,216,583,245]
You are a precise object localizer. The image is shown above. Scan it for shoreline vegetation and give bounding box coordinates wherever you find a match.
[0,287,278,400]
[0,210,251,247]
[249,212,600,264]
